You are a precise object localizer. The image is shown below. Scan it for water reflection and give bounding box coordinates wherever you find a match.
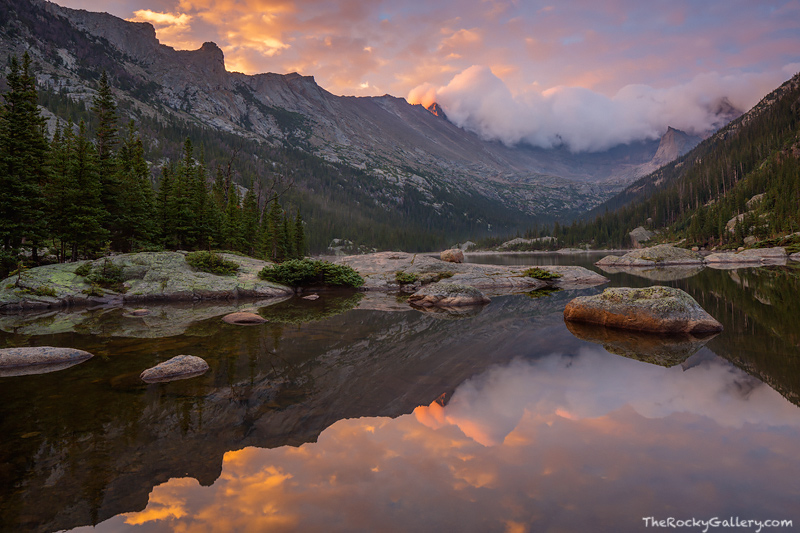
[85,348,800,532]
[564,321,718,367]
[3,258,800,532]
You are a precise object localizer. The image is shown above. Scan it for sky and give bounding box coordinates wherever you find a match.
[56,0,800,151]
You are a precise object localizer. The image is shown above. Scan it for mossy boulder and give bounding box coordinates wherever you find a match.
[563,286,723,334]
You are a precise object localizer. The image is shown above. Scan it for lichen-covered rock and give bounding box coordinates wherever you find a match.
[563,286,723,333]
[0,346,93,377]
[140,355,209,383]
[440,249,464,263]
[705,247,787,264]
[408,283,490,308]
[596,245,702,267]
[0,252,293,312]
[222,311,267,325]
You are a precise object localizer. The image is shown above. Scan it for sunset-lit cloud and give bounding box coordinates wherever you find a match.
[57,0,800,147]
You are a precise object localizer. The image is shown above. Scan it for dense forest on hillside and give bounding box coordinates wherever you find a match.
[36,76,537,255]
[481,74,800,251]
[569,73,800,249]
[0,54,307,276]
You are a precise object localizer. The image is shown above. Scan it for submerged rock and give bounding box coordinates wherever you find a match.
[140,355,209,383]
[596,244,702,267]
[563,286,723,334]
[565,321,718,367]
[440,249,464,263]
[222,311,267,325]
[0,346,93,377]
[408,283,490,308]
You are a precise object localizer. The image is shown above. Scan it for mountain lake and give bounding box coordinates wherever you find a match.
[1,253,798,532]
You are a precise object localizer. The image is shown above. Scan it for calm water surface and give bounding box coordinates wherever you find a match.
[2,254,799,532]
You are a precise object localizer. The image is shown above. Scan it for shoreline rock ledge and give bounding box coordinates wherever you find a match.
[596,244,702,267]
[563,286,723,334]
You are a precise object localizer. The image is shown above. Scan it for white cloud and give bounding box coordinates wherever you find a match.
[409,66,792,152]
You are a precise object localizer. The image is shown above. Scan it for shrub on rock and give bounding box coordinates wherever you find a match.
[258,259,364,288]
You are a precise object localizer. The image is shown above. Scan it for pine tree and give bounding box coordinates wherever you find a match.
[0,53,49,260]
[221,187,242,250]
[293,208,306,258]
[63,121,108,259]
[116,121,156,251]
[91,71,124,246]
[240,187,260,255]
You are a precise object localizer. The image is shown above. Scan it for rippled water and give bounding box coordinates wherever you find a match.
[2,254,799,532]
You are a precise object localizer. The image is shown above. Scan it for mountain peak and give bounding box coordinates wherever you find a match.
[651,127,701,167]
[426,102,448,121]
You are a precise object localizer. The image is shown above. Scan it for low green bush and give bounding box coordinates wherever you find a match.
[74,259,127,292]
[523,267,562,280]
[259,259,364,288]
[74,262,93,277]
[186,251,240,276]
[395,271,419,284]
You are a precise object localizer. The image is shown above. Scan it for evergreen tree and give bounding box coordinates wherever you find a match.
[240,188,260,255]
[91,71,124,246]
[116,121,156,251]
[63,121,108,259]
[0,53,49,260]
[293,209,306,258]
[221,187,242,250]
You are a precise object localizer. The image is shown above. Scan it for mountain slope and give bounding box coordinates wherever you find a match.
[566,72,800,248]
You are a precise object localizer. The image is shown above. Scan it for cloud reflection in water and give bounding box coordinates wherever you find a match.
[91,348,800,532]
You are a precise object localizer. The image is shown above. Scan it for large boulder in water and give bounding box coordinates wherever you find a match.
[408,283,490,308]
[563,286,723,334]
[439,249,464,263]
[0,346,93,377]
[140,355,209,383]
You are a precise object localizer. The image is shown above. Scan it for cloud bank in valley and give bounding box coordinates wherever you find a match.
[408,65,798,152]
